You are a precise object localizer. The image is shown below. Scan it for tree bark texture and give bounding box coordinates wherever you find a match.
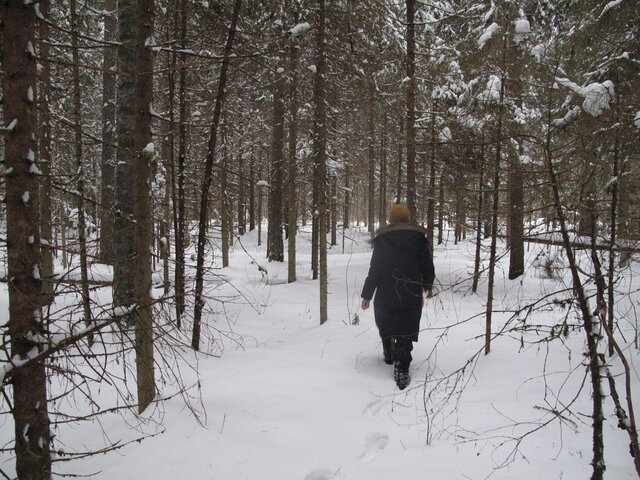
[1,2,52,477]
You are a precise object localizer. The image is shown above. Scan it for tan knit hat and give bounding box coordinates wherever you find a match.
[388,203,411,224]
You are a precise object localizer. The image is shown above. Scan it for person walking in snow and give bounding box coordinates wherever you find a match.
[360,203,435,390]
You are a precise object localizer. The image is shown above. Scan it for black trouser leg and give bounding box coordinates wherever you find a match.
[382,337,395,364]
[394,336,413,367]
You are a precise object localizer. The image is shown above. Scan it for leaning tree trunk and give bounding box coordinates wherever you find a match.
[192,0,242,351]
[1,2,52,477]
[543,67,605,480]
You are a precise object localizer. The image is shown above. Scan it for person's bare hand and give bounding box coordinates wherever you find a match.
[361,299,370,310]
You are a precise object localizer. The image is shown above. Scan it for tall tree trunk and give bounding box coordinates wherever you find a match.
[286,2,299,283]
[426,102,436,250]
[314,0,328,325]
[221,128,230,268]
[544,117,606,480]
[472,136,485,294]
[607,137,619,357]
[174,0,188,322]
[192,0,242,351]
[237,151,246,235]
[38,0,54,302]
[367,78,376,234]
[268,49,286,262]
[1,2,52,477]
[330,175,337,246]
[485,68,506,356]
[405,0,417,219]
[378,113,387,227]
[396,119,403,204]
[249,152,256,231]
[71,0,93,345]
[114,0,138,309]
[437,165,444,245]
[133,0,156,413]
[100,0,117,265]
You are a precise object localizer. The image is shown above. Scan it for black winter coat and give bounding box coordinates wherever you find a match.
[361,223,435,341]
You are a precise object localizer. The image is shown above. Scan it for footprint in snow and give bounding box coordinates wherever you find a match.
[304,468,338,480]
[360,431,389,462]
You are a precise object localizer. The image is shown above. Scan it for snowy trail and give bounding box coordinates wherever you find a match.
[12,229,637,480]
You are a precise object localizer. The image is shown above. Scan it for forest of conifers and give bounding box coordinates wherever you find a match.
[0,1,638,479]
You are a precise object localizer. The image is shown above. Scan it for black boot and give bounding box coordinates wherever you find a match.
[394,362,411,390]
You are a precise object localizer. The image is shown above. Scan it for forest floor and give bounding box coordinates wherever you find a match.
[1,226,639,480]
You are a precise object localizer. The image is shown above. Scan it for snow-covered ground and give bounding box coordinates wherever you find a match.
[1,225,638,479]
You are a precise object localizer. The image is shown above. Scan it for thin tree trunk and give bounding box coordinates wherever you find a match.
[426,101,436,250]
[396,119,403,204]
[608,137,619,357]
[249,152,256,231]
[543,68,605,480]
[1,2,52,476]
[38,0,54,302]
[437,166,444,244]
[100,0,117,265]
[286,3,299,283]
[237,151,246,235]
[378,113,387,227]
[174,0,188,322]
[221,128,230,268]
[405,0,417,219]
[71,0,94,346]
[485,69,506,356]
[330,175,337,246]
[314,0,328,325]
[192,0,242,351]
[472,136,485,294]
[367,78,376,234]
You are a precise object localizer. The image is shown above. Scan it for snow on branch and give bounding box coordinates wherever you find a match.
[601,0,624,17]
[0,119,18,133]
[478,23,499,49]
[555,78,615,117]
[289,22,311,40]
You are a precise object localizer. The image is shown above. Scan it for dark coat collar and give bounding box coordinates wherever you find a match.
[372,223,427,241]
